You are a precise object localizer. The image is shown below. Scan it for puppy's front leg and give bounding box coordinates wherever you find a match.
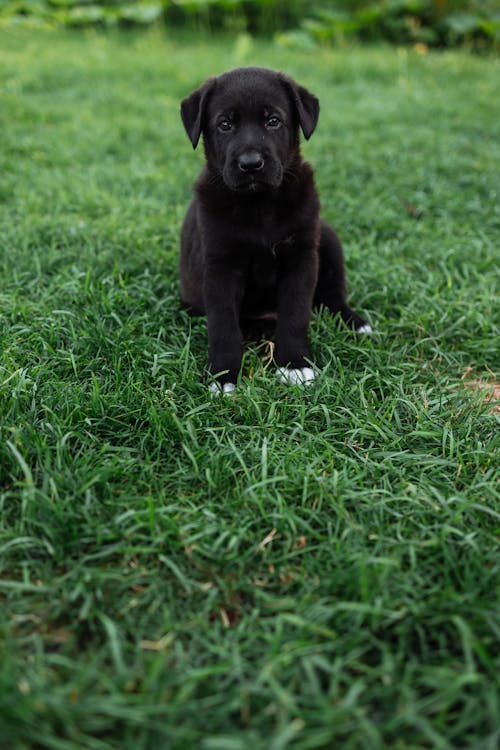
[275,239,319,384]
[204,260,244,390]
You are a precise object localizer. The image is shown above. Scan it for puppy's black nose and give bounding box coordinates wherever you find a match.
[238,151,264,173]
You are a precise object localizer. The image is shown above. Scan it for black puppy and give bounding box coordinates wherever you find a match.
[180,67,371,393]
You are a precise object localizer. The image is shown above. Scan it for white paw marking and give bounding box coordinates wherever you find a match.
[209,381,236,395]
[276,366,316,385]
[357,324,373,334]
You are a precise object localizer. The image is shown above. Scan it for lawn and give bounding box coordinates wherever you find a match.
[0,26,499,750]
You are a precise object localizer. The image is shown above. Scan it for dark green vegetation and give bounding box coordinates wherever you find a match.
[1,0,499,49]
[1,28,499,750]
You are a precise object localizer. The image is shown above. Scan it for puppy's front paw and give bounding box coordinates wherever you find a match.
[356,323,373,334]
[208,381,236,396]
[276,366,316,385]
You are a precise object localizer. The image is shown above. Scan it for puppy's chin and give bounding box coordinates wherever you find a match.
[233,180,271,194]
[222,168,283,194]
[225,179,281,194]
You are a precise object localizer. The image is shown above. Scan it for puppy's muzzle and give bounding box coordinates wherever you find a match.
[238,150,265,173]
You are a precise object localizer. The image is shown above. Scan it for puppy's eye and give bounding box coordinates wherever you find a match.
[217,120,233,132]
[266,116,281,129]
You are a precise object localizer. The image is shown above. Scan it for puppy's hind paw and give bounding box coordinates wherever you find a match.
[356,323,373,335]
[209,381,236,396]
[276,366,316,385]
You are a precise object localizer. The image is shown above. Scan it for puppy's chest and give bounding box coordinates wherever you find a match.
[248,234,294,288]
[250,248,277,288]
[232,199,294,246]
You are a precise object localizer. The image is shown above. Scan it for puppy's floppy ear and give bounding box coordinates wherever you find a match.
[180,78,215,149]
[280,74,320,140]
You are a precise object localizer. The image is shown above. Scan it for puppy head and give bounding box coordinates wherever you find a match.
[180,67,319,193]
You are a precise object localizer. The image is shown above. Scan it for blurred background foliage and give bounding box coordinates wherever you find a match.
[0,0,498,48]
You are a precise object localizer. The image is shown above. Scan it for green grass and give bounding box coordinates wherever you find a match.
[0,27,499,750]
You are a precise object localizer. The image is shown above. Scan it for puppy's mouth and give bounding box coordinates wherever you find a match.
[223,172,283,193]
[222,158,283,193]
[234,178,271,193]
